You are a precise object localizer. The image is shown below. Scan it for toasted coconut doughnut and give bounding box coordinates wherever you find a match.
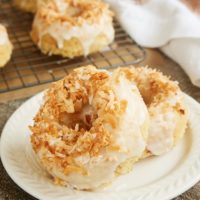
[30,65,149,190]
[0,24,13,68]
[121,66,188,156]
[31,0,114,58]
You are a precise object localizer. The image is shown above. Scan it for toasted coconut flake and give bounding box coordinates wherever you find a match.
[37,0,114,27]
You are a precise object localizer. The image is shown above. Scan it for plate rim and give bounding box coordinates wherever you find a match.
[1,91,200,200]
[0,92,45,200]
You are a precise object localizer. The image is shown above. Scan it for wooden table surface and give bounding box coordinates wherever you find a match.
[0,48,200,200]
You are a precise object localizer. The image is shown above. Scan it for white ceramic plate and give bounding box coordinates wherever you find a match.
[1,92,200,200]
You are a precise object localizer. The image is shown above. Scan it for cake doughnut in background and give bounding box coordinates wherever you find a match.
[30,66,149,190]
[31,0,115,58]
[0,24,13,68]
[121,66,188,156]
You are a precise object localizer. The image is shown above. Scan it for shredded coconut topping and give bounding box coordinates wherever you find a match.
[37,0,113,27]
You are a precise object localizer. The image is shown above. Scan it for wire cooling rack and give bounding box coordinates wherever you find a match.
[0,0,146,98]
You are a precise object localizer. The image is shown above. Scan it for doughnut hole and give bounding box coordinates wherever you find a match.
[59,104,97,131]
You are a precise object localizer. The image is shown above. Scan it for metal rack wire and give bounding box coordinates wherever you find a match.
[0,0,146,94]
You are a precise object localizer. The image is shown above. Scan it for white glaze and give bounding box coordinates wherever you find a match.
[32,3,114,56]
[111,71,148,156]
[147,94,182,155]
[0,25,9,45]
[147,110,176,155]
[49,151,128,190]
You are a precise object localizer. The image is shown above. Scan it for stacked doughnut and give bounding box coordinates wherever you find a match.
[30,66,149,189]
[30,65,188,190]
[120,67,188,157]
[0,24,13,68]
[31,0,114,58]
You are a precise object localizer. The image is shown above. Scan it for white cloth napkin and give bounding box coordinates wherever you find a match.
[105,0,200,87]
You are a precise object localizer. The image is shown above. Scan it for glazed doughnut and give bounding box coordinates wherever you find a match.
[0,24,13,68]
[121,66,188,156]
[31,0,114,58]
[13,0,37,13]
[30,65,149,190]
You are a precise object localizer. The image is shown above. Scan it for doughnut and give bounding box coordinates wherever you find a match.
[31,0,115,58]
[13,0,37,13]
[30,65,149,190]
[0,24,13,68]
[121,66,188,156]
